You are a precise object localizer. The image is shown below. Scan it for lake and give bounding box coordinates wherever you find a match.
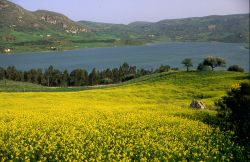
[0,42,249,72]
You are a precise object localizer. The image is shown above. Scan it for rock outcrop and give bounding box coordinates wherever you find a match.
[190,99,206,109]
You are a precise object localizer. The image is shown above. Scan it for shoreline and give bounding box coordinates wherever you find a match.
[0,41,248,55]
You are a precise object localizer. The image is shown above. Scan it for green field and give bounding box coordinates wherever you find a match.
[0,71,249,161]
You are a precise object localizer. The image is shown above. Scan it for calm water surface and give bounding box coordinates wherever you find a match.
[0,42,249,72]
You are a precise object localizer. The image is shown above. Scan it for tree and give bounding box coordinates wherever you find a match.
[23,71,30,82]
[0,67,5,80]
[70,69,88,86]
[29,69,38,83]
[119,62,130,77]
[129,66,137,75]
[0,67,7,85]
[203,56,226,71]
[51,69,62,86]
[89,68,98,86]
[182,58,193,71]
[5,66,16,80]
[216,82,250,145]
[103,68,112,79]
[137,68,152,77]
[45,65,54,86]
[61,70,69,87]
[112,68,120,83]
[36,69,44,84]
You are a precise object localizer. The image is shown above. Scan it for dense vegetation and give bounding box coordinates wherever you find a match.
[0,63,172,87]
[1,56,245,88]
[216,82,250,147]
[0,71,249,161]
[0,0,249,53]
[228,65,245,72]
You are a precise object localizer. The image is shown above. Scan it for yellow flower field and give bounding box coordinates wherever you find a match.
[0,72,248,161]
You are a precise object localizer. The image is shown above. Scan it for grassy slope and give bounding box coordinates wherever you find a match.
[0,71,248,160]
[0,79,90,92]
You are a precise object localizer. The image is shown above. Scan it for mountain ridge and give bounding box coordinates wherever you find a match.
[0,0,249,53]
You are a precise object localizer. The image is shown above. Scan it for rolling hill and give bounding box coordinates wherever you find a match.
[0,0,88,33]
[0,0,249,53]
[0,71,248,160]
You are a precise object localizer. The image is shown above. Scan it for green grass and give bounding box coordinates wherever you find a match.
[0,80,87,92]
[0,30,123,54]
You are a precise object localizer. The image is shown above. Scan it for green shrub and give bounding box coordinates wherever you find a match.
[216,82,250,146]
[171,67,179,71]
[228,65,244,72]
[100,78,113,84]
[122,74,135,82]
[197,63,210,71]
[157,65,171,73]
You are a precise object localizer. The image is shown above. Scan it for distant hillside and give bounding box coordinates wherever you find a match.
[79,14,249,43]
[0,0,249,54]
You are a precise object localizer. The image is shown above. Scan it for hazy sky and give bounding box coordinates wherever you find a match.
[10,0,249,24]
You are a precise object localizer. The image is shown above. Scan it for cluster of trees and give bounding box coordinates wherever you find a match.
[0,63,173,87]
[181,56,226,71]
[182,56,244,72]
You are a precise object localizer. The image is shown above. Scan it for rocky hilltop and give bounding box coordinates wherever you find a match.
[0,0,88,34]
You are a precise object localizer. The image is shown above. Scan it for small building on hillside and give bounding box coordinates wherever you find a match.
[4,48,11,53]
